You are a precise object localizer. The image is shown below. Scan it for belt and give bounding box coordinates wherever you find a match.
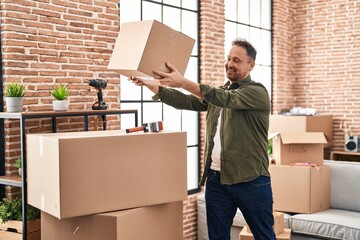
[210,169,220,174]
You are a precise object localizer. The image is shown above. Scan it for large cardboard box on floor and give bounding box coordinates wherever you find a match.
[41,201,183,240]
[271,132,327,166]
[27,130,187,219]
[240,226,291,240]
[269,114,333,148]
[269,164,330,214]
[108,19,195,79]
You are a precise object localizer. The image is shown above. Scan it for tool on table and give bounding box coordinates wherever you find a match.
[88,79,108,110]
[126,121,163,133]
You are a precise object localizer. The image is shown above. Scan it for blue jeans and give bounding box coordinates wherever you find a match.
[205,169,276,240]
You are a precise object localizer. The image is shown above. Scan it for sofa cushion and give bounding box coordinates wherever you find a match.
[324,160,360,212]
[290,209,360,240]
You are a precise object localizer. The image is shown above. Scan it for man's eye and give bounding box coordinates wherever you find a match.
[226,58,240,63]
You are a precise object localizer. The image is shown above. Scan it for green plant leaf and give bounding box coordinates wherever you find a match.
[5,83,25,97]
[14,158,21,169]
[51,84,69,100]
[0,198,40,223]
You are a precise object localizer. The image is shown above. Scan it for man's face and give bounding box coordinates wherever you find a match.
[225,45,255,82]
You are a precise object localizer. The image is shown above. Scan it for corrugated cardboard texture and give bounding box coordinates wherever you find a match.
[41,201,183,240]
[108,19,195,78]
[272,132,327,165]
[240,226,291,240]
[269,115,333,148]
[269,165,330,214]
[27,130,187,219]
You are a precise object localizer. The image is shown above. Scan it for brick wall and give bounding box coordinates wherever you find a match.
[1,0,121,179]
[272,0,296,112]
[2,0,360,239]
[272,0,360,150]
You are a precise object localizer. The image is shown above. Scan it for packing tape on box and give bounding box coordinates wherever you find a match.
[73,226,80,235]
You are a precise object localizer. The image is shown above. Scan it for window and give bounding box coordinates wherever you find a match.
[119,0,200,193]
[225,0,272,95]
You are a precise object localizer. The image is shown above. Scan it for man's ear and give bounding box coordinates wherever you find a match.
[249,60,255,71]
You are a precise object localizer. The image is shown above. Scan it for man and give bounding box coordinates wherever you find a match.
[130,38,276,240]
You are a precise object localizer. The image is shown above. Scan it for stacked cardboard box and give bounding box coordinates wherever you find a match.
[268,115,332,214]
[26,130,187,239]
[41,201,183,240]
[269,115,333,148]
[239,212,291,240]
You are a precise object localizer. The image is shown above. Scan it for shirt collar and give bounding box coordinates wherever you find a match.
[224,75,252,90]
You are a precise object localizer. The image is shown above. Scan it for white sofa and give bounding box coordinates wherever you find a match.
[197,160,360,240]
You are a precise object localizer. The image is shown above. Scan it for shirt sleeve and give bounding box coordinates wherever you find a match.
[152,86,208,111]
[199,83,270,110]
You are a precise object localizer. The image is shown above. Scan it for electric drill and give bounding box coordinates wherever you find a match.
[88,79,107,110]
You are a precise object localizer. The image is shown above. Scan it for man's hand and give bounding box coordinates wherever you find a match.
[153,62,203,98]
[128,76,160,94]
[153,62,184,88]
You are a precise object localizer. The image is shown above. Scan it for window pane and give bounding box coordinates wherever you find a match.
[261,0,271,30]
[143,102,162,123]
[163,6,181,31]
[163,0,180,7]
[182,110,198,146]
[143,84,156,101]
[238,0,249,24]
[260,30,272,66]
[249,0,261,27]
[251,65,271,97]
[182,10,198,55]
[182,0,197,10]
[237,24,250,41]
[120,0,141,23]
[184,57,198,82]
[225,21,237,56]
[249,26,261,54]
[163,104,182,131]
[120,103,142,128]
[225,0,237,21]
[187,146,199,190]
[142,2,161,21]
[120,75,141,100]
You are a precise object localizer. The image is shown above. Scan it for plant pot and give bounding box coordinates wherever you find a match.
[52,100,69,111]
[18,168,22,177]
[5,97,23,113]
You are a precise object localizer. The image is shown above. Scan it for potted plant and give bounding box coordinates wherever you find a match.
[51,84,70,111]
[0,198,40,238]
[4,82,25,112]
[14,158,22,176]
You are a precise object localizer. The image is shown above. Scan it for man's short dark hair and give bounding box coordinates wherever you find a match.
[232,38,257,61]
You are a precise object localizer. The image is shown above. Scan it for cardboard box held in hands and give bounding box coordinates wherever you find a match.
[108,19,195,79]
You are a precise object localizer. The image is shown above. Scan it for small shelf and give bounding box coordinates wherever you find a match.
[0,174,22,187]
[330,151,360,162]
[0,109,138,240]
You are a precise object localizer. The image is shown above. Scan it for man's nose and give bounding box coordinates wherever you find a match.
[226,59,233,66]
